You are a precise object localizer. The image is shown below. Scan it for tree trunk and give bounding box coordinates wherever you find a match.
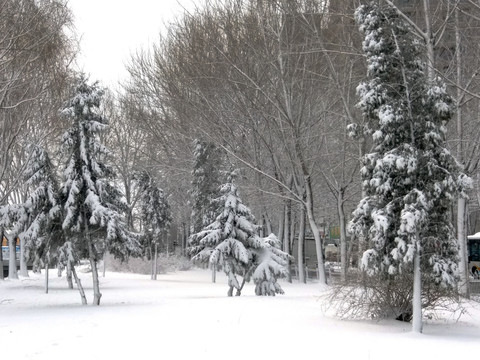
[152,243,158,280]
[457,197,469,297]
[212,264,216,283]
[71,263,87,305]
[283,199,290,253]
[265,215,272,235]
[283,200,292,283]
[304,176,327,285]
[412,245,423,333]
[278,204,285,248]
[235,277,246,296]
[422,0,435,81]
[66,260,74,289]
[454,8,470,299]
[8,236,18,279]
[297,203,306,284]
[259,217,264,238]
[338,190,347,282]
[89,255,101,305]
[85,215,101,305]
[45,261,49,294]
[19,235,28,277]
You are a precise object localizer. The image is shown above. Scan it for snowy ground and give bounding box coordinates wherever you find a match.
[0,269,479,360]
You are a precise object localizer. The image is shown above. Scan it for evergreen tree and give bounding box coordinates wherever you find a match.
[190,139,224,233]
[349,2,469,333]
[252,233,291,296]
[60,76,140,305]
[23,146,63,276]
[188,171,290,296]
[138,171,171,280]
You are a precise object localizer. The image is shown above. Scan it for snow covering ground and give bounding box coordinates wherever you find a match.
[0,268,479,360]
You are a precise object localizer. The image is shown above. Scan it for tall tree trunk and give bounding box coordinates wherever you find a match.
[8,236,18,279]
[278,203,285,247]
[284,198,291,253]
[304,176,327,285]
[283,201,292,283]
[412,244,423,333]
[423,0,435,81]
[455,7,470,298]
[338,189,347,282]
[297,203,306,284]
[457,198,469,296]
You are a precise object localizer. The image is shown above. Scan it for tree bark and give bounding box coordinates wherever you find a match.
[19,234,28,277]
[422,0,435,81]
[8,236,18,279]
[89,255,102,305]
[297,203,306,284]
[455,8,470,299]
[412,245,423,333]
[84,215,101,305]
[457,197,470,297]
[212,264,216,283]
[152,243,158,280]
[338,189,347,282]
[45,261,49,294]
[304,176,327,285]
[66,260,74,289]
[283,201,292,283]
[71,263,87,305]
[278,203,284,248]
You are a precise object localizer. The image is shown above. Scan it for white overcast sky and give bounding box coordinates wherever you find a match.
[68,0,195,87]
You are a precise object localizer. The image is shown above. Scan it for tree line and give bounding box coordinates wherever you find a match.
[120,0,480,332]
[2,0,480,331]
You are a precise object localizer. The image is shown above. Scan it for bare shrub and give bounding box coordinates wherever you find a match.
[322,270,461,321]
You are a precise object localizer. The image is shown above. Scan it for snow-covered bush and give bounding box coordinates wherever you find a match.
[251,234,291,296]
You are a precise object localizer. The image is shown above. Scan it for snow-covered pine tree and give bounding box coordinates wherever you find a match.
[138,171,171,280]
[251,233,292,296]
[60,76,140,305]
[190,139,224,233]
[188,171,262,296]
[189,171,290,296]
[23,145,63,285]
[349,2,469,333]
